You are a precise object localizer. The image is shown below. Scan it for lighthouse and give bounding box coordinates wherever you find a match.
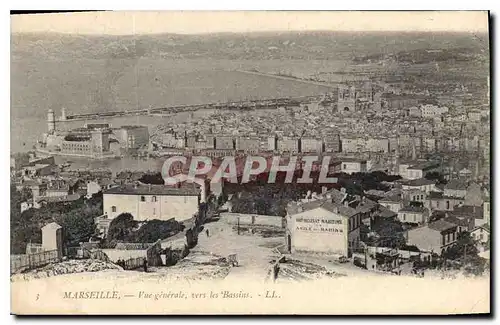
[61,107,67,121]
[47,109,56,134]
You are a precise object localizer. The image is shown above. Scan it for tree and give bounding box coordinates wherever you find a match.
[58,210,96,247]
[131,219,182,243]
[218,192,228,206]
[10,186,104,253]
[107,213,138,242]
[371,218,406,248]
[443,231,478,260]
[138,172,164,185]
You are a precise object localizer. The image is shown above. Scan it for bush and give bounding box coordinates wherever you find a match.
[353,257,366,269]
[10,186,101,253]
[107,213,138,242]
[130,219,182,243]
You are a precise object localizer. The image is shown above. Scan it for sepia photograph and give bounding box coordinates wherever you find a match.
[9,10,491,315]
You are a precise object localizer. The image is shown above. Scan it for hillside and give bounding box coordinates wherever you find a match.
[11,31,488,61]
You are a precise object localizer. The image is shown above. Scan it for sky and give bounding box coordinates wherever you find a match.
[11,11,489,35]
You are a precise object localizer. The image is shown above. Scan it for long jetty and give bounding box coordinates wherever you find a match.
[64,95,323,121]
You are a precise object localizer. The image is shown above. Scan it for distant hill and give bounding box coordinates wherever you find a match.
[11,31,488,61]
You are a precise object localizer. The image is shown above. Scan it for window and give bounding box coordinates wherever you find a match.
[446,201,450,210]
[152,196,157,202]
[452,232,456,241]
[343,164,347,169]
[402,214,406,221]
[111,206,116,213]
[480,234,484,240]
[141,196,146,202]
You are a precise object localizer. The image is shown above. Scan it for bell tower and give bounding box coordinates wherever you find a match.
[337,85,356,113]
[47,109,56,134]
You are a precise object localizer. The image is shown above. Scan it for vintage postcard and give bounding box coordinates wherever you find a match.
[10,11,490,315]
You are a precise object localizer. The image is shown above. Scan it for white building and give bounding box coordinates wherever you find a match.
[117,126,150,149]
[398,161,439,180]
[341,137,365,153]
[420,104,449,119]
[471,225,489,245]
[379,195,403,213]
[365,138,390,153]
[301,137,323,153]
[407,219,458,255]
[443,179,468,199]
[103,183,201,222]
[400,178,438,194]
[340,158,367,174]
[285,198,363,257]
[397,206,429,225]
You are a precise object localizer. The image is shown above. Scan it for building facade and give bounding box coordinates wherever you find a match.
[117,126,150,149]
[286,202,361,257]
[340,159,367,174]
[406,219,458,255]
[103,183,201,222]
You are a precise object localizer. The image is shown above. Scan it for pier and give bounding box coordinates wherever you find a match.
[64,96,322,121]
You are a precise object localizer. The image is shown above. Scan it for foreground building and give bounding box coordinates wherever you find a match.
[285,188,375,257]
[103,182,201,223]
[406,219,458,255]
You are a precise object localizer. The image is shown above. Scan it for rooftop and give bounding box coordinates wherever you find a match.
[376,206,398,219]
[443,215,472,228]
[339,157,367,164]
[103,182,201,196]
[408,162,440,170]
[379,195,403,203]
[36,193,81,204]
[444,179,468,190]
[451,205,484,219]
[288,189,372,218]
[401,178,435,187]
[428,219,457,232]
[428,191,463,200]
